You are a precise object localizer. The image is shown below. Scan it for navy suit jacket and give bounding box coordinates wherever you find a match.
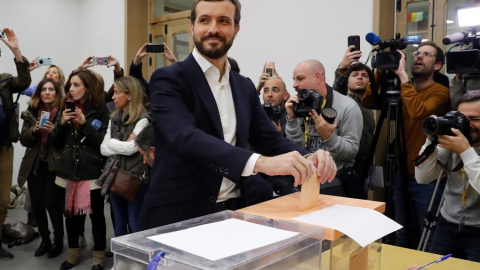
[145,54,307,226]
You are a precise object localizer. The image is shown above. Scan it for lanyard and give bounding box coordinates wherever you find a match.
[462,168,468,207]
[304,99,327,143]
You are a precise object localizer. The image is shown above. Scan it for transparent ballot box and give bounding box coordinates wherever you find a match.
[237,193,386,270]
[111,211,325,270]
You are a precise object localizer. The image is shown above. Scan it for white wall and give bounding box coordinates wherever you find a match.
[0,0,125,185]
[1,0,373,186]
[231,0,374,96]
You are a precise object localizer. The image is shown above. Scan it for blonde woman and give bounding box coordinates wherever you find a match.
[22,64,66,96]
[97,76,150,237]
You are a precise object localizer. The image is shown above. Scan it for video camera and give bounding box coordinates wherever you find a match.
[366,33,422,70]
[422,111,471,142]
[263,103,282,123]
[293,89,337,123]
[443,28,480,74]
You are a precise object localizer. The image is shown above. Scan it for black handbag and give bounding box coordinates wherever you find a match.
[110,168,143,202]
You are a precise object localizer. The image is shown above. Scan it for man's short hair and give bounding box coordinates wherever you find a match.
[347,62,373,80]
[418,41,445,67]
[135,123,154,152]
[459,90,480,105]
[191,0,241,26]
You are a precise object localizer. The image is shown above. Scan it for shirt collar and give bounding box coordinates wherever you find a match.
[193,48,231,83]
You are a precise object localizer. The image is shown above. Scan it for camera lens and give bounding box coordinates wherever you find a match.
[39,59,43,64]
[422,116,439,135]
[322,108,337,124]
[297,89,314,105]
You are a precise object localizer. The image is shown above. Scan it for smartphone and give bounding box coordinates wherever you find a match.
[146,44,165,53]
[37,57,52,66]
[265,62,275,77]
[91,56,108,66]
[66,100,76,112]
[40,111,50,127]
[348,35,361,51]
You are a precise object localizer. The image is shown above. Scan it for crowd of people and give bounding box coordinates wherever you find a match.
[1,0,480,269]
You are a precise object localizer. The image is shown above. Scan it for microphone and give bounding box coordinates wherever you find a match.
[365,32,382,46]
[80,119,102,143]
[443,32,467,45]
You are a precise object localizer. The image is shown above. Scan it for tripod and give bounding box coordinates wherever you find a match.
[363,70,405,220]
[418,170,445,251]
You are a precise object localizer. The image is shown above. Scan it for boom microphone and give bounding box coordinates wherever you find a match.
[365,32,382,46]
[443,32,467,45]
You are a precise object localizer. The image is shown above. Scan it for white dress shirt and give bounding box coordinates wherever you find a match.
[192,49,260,202]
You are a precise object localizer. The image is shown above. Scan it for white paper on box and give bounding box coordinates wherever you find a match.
[293,204,402,247]
[147,218,299,261]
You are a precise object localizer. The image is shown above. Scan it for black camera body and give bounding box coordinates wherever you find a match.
[294,89,323,118]
[374,51,402,70]
[263,103,282,123]
[443,29,480,74]
[423,111,471,142]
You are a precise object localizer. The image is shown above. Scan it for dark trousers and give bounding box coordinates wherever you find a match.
[65,189,106,251]
[27,162,65,240]
[430,215,480,262]
[393,175,445,249]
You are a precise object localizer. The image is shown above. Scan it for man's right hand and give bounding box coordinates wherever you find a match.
[254,151,315,187]
[285,93,298,120]
[338,45,362,70]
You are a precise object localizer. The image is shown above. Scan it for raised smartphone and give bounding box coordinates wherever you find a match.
[348,35,361,51]
[146,44,165,53]
[92,56,108,66]
[37,57,52,66]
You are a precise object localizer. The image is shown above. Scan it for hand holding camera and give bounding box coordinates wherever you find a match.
[310,109,337,140]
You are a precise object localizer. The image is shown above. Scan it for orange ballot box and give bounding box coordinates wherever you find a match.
[238,192,386,270]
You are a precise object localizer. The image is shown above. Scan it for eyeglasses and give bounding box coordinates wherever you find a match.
[411,51,436,58]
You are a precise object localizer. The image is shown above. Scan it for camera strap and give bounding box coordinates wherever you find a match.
[413,136,464,172]
[413,137,438,166]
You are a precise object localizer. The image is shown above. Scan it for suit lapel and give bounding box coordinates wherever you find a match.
[230,72,248,146]
[181,55,223,139]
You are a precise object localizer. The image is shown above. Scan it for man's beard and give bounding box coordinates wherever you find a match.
[349,88,366,95]
[194,33,233,59]
[412,65,434,79]
[470,126,480,144]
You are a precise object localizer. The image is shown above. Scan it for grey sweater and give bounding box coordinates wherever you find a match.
[285,90,363,170]
[416,139,480,227]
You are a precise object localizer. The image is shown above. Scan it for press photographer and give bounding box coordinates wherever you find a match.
[362,38,450,249]
[415,91,480,263]
[261,77,289,135]
[286,60,363,197]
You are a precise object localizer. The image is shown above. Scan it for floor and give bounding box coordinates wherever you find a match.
[1,203,115,270]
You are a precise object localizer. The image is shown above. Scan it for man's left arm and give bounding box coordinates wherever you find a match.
[318,102,363,162]
[1,28,31,92]
[10,56,31,93]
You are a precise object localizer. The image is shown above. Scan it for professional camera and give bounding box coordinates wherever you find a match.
[422,111,471,140]
[263,103,282,123]
[366,33,422,70]
[443,28,480,74]
[293,89,322,118]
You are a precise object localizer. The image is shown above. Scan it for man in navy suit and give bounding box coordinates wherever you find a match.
[138,0,337,230]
